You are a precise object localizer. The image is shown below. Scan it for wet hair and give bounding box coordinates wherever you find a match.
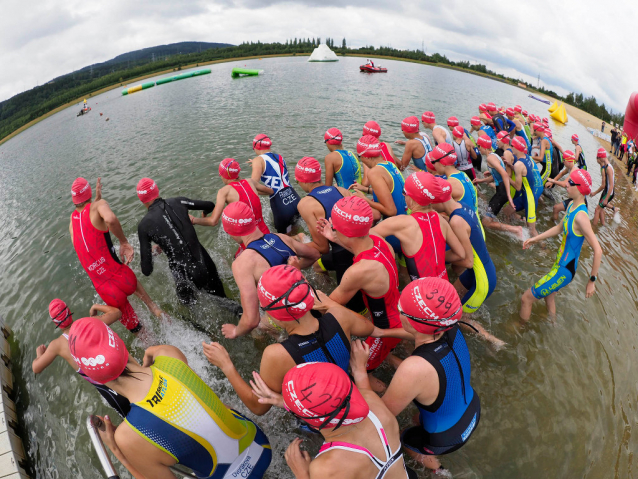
[117,366,148,381]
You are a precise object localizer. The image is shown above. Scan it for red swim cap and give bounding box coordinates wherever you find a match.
[470,116,482,127]
[49,299,72,329]
[71,177,92,205]
[569,169,592,196]
[452,126,464,139]
[222,202,257,236]
[363,121,381,138]
[506,108,516,117]
[137,178,159,203]
[483,112,492,121]
[447,116,459,128]
[514,105,522,113]
[401,116,420,133]
[532,122,544,132]
[68,317,129,384]
[477,135,493,149]
[544,129,553,139]
[425,152,436,172]
[324,127,343,145]
[522,110,528,116]
[596,147,607,159]
[487,102,497,112]
[511,136,528,153]
[399,277,462,335]
[421,111,435,123]
[331,196,373,238]
[404,171,442,206]
[478,104,487,113]
[257,265,315,321]
[563,150,575,162]
[571,134,579,143]
[252,134,272,150]
[432,177,453,203]
[431,143,457,166]
[295,156,322,183]
[356,135,382,158]
[219,158,241,179]
[282,362,369,430]
[542,117,549,124]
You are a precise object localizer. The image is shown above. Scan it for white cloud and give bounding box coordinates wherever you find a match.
[1,0,636,112]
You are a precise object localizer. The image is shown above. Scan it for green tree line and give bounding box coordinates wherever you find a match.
[0,40,624,142]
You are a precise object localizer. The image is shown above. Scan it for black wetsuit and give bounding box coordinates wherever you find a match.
[138,197,226,304]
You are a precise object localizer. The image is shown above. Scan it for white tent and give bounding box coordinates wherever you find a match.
[308,44,339,62]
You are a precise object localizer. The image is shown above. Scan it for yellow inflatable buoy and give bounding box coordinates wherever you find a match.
[548,101,558,113]
[550,103,568,124]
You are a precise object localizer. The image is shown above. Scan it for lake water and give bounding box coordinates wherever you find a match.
[1,56,637,479]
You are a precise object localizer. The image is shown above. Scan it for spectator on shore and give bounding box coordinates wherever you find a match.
[610,126,618,154]
[602,121,606,132]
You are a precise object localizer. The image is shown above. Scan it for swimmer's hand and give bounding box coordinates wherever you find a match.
[522,237,538,249]
[317,218,337,243]
[36,345,46,358]
[312,290,332,313]
[202,342,235,373]
[119,242,134,265]
[586,280,596,298]
[94,177,102,202]
[89,305,99,317]
[508,197,516,209]
[349,339,370,374]
[97,415,119,453]
[287,255,302,270]
[285,438,312,478]
[394,139,407,145]
[152,244,163,256]
[189,214,197,225]
[221,324,240,339]
[250,371,285,409]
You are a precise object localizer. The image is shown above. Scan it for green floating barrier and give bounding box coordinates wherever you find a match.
[123,69,212,95]
[232,68,260,78]
[141,82,155,90]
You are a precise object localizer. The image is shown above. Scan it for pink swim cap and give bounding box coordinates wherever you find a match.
[356,135,382,158]
[331,196,374,238]
[487,102,497,112]
[511,136,528,153]
[477,135,493,149]
[401,116,420,133]
[470,116,482,127]
[282,362,369,430]
[542,117,549,124]
[222,202,257,237]
[404,171,442,206]
[432,177,453,203]
[452,126,464,139]
[596,147,607,159]
[295,157,322,183]
[522,110,528,116]
[324,128,343,145]
[219,158,241,179]
[49,299,73,329]
[399,277,462,335]
[136,178,159,203]
[430,143,457,166]
[571,134,579,143]
[421,111,435,123]
[514,105,523,113]
[506,108,516,117]
[569,169,592,196]
[252,134,272,150]
[257,265,315,321]
[563,150,575,162]
[363,121,381,138]
[478,104,487,113]
[447,117,459,128]
[71,178,92,204]
[68,317,129,384]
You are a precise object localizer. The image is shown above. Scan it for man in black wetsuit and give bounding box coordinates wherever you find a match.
[135,178,227,305]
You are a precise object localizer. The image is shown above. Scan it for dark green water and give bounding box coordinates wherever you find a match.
[1,56,637,478]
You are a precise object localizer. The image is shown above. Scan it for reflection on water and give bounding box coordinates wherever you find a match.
[1,57,637,478]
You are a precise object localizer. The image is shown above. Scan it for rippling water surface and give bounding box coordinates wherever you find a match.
[1,56,637,479]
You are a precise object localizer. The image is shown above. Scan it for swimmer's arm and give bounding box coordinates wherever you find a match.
[449,218,473,269]
[523,223,562,248]
[591,174,605,196]
[441,216,466,263]
[552,139,564,154]
[230,260,261,337]
[297,201,329,254]
[178,197,215,216]
[32,340,60,374]
[138,222,154,276]
[280,235,321,268]
[96,201,128,244]
[384,142,401,165]
[505,118,516,133]
[371,326,413,340]
[329,265,365,305]
[513,164,524,191]
[69,219,73,245]
[360,163,371,187]
[250,155,265,184]
[251,178,273,196]
[143,345,188,367]
[115,424,170,479]
[466,136,477,159]
[551,168,568,183]
[400,141,415,171]
[322,294,374,338]
[607,170,615,197]
[192,189,226,227]
[90,305,122,326]
[382,357,436,416]
[324,153,336,187]
[364,170,397,216]
[577,213,602,296]
[369,216,405,240]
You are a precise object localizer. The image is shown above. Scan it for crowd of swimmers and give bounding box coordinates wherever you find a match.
[32,102,615,478]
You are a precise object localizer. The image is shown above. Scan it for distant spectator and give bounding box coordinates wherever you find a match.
[610,126,618,154]
[601,121,606,132]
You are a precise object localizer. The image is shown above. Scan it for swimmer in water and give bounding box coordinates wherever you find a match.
[546,150,584,221]
[451,125,478,181]
[507,107,531,153]
[219,202,319,339]
[532,123,553,185]
[135,178,229,306]
[318,196,404,391]
[351,278,480,473]
[249,133,301,234]
[591,148,618,226]
[32,299,130,418]
[362,120,401,167]
[369,171,466,281]
[487,102,516,134]
[294,157,367,314]
[519,169,602,321]
[191,158,271,258]
[70,317,272,478]
[421,111,453,146]
[203,265,393,416]
[69,177,162,335]
[323,128,364,189]
[252,361,418,479]
[397,116,432,172]
[570,134,587,170]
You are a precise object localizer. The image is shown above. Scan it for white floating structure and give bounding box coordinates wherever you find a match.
[308,44,339,62]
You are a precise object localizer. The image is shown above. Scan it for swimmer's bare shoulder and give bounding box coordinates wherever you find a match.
[309,448,363,478]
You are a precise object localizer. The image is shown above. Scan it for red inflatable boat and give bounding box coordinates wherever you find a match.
[360,65,387,73]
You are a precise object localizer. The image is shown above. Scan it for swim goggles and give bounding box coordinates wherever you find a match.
[286,379,354,431]
[429,150,454,165]
[324,135,342,144]
[261,279,319,320]
[52,308,73,329]
[567,179,580,187]
[397,302,461,333]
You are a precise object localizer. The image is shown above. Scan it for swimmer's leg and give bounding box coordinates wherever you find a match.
[482,216,524,239]
[592,206,602,226]
[545,291,557,316]
[134,281,163,317]
[519,287,536,321]
[403,448,441,471]
[553,202,565,221]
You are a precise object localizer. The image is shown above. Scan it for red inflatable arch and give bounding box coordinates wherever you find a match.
[624,91,638,140]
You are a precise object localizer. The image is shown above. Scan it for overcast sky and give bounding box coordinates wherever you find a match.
[1,0,636,112]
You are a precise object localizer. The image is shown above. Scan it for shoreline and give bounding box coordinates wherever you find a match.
[0,52,612,149]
